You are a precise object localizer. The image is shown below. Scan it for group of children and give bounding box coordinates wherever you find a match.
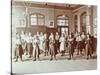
[13,31,96,62]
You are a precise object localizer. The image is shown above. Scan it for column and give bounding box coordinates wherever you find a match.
[92,6,97,37]
[86,6,91,34]
[27,7,30,27]
[25,7,28,27]
[77,15,81,32]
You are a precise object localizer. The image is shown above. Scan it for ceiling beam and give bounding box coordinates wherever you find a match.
[12,1,83,10]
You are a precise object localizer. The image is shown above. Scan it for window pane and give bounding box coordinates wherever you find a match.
[38,19,44,25]
[65,20,68,23]
[58,20,66,26]
[65,23,68,26]
[30,14,44,26]
[31,18,37,25]
[57,15,69,26]
[31,22,37,25]
[38,15,43,18]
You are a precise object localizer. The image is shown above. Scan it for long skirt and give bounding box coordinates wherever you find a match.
[73,38,77,49]
[27,43,33,56]
[44,41,49,52]
[22,42,27,53]
[60,42,65,52]
[85,44,92,56]
[55,40,60,50]
[14,44,24,57]
[49,44,55,56]
[81,40,85,49]
[91,38,97,54]
[39,41,44,51]
[68,43,74,56]
[33,45,39,60]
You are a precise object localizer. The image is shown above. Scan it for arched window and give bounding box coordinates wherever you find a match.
[57,15,69,35]
[30,13,45,26]
[57,15,69,26]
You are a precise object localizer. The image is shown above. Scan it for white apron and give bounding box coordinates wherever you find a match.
[39,36,44,51]
[59,37,66,52]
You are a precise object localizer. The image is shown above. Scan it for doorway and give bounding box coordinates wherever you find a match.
[58,26,68,36]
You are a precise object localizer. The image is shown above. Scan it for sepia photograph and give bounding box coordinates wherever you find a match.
[11,0,97,74]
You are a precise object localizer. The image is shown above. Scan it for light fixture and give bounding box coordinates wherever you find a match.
[23,1,31,17]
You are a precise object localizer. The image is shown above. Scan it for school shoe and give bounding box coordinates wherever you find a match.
[86,57,89,60]
[50,58,53,61]
[54,57,57,60]
[33,59,36,61]
[14,60,18,62]
[68,58,71,60]
[37,58,40,61]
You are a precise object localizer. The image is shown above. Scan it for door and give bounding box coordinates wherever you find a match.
[58,26,68,36]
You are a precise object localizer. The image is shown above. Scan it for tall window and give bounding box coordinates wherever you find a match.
[57,15,69,35]
[30,13,45,26]
[57,15,69,26]
[81,12,86,32]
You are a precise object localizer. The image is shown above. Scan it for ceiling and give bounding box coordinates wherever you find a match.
[28,1,78,7]
[12,1,83,10]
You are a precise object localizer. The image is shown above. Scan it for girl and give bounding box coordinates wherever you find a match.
[67,33,74,60]
[32,35,40,61]
[49,33,56,60]
[14,33,23,62]
[59,33,66,56]
[85,33,92,59]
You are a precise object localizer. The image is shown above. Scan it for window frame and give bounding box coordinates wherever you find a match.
[57,15,69,26]
[30,13,45,26]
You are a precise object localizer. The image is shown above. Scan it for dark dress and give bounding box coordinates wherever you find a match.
[85,38,92,58]
[67,37,74,59]
[15,44,24,58]
[27,43,33,56]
